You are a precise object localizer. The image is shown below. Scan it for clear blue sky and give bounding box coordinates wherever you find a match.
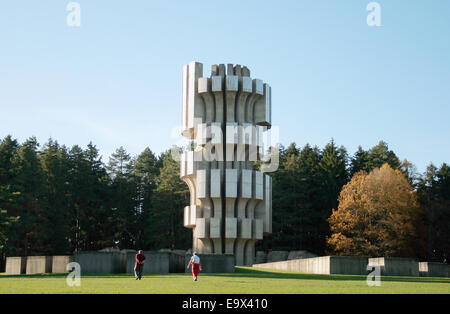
[0,1,449,173]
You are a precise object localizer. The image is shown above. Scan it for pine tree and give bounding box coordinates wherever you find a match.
[133,148,160,249]
[367,141,401,171]
[107,147,136,249]
[350,146,370,176]
[417,163,450,263]
[83,143,114,250]
[0,136,20,224]
[0,136,22,265]
[40,139,72,255]
[267,146,304,250]
[263,143,331,254]
[9,137,46,256]
[315,140,349,253]
[152,150,190,249]
[66,143,113,252]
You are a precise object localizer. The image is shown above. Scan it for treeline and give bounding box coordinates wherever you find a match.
[0,136,449,269]
[0,135,191,264]
[262,140,449,263]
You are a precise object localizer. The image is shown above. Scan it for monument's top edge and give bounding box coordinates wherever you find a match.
[186,61,251,77]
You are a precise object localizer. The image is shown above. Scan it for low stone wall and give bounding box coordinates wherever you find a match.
[26,256,52,274]
[52,256,74,273]
[419,262,450,278]
[170,252,186,273]
[368,257,419,277]
[5,257,27,275]
[255,256,331,274]
[329,256,369,275]
[253,256,369,275]
[74,251,125,274]
[159,249,187,256]
[185,254,235,274]
[125,251,185,275]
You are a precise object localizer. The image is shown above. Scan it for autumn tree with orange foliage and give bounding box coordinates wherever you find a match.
[327,163,423,258]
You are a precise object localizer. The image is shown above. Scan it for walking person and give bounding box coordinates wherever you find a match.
[134,250,146,280]
[187,252,202,281]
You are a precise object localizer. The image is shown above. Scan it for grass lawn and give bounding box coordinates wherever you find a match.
[0,267,449,294]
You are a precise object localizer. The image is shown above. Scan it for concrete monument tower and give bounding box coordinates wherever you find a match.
[180,62,272,266]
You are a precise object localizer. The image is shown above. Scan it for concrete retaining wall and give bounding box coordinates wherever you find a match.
[419,262,450,278]
[26,256,52,274]
[329,256,369,275]
[368,257,419,277]
[257,256,331,274]
[5,257,27,275]
[185,254,235,273]
[52,256,74,273]
[125,251,185,275]
[170,253,186,273]
[74,251,125,274]
[254,256,369,275]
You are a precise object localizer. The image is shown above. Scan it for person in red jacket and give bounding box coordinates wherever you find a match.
[134,250,146,280]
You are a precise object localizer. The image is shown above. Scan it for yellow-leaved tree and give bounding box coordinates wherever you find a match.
[327,163,423,257]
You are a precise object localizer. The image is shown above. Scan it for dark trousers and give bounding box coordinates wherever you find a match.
[135,264,144,279]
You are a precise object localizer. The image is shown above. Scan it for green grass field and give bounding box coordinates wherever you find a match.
[0,267,449,294]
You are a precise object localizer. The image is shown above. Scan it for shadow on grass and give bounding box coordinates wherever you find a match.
[2,268,449,285]
[208,267,450,284]
[0,273,187,279]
